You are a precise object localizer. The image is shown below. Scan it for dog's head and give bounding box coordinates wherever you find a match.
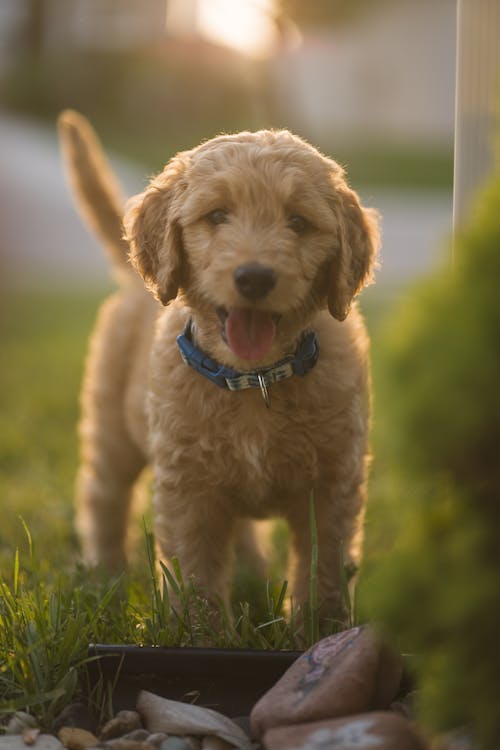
[124,130,380,364]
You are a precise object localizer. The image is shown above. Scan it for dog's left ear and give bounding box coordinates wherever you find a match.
[328,183,380,321]
[123,154,189,305]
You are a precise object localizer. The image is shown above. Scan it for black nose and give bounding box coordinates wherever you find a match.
[233,262,277,300]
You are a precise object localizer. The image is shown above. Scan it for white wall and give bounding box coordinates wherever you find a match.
[275,0,456,145]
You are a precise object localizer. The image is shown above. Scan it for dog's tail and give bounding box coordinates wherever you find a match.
[57,109,131,272]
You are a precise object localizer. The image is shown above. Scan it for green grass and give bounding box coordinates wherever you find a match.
[1,284,370,726]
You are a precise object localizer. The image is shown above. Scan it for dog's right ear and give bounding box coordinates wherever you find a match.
[124,155,189,305]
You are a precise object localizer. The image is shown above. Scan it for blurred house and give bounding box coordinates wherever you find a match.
[0,0,167,64]
[44,0,167,51]
[275,0,456,147]
[1,0,456,149]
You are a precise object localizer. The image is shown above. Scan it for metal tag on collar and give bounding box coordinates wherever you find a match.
[258,373,270,408]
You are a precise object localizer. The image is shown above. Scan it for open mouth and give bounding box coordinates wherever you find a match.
[216,306,280,361]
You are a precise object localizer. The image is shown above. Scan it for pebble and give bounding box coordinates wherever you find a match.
[116,732,151,743]
[5,712,38,735]
[99,713,143,742]
[52,704,97,735]
[250,625,403,737]
[57,727,98,750]
[262,711,427,750]
[22,730,41,747]
[0,735,64,750]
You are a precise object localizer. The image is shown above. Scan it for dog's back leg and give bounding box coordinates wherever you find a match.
[75,292,147,570]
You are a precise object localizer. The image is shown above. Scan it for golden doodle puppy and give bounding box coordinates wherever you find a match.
[58,110,380,623]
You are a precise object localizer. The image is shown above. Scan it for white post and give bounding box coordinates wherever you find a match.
[453,0,500,231]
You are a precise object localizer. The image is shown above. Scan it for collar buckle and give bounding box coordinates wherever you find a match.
[257,373,270,408]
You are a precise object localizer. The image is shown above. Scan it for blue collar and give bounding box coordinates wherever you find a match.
[176,319,319,407]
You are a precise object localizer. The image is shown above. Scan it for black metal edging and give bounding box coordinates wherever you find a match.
[88,644,303,717]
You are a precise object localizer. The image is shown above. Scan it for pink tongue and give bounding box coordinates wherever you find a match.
[225,308,275,361]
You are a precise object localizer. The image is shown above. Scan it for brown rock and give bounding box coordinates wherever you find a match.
[57,727,98,750]
[100,713,142,742]
[115,733,150,744]
[263,712,427,750]
[250,626,402,738]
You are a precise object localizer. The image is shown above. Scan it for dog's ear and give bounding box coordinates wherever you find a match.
[124,155,189,305]
[327,182,380,321]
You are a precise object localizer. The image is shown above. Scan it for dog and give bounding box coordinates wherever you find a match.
[58,110,380,623]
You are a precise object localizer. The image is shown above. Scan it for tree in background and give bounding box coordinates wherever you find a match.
[360,161,500,748]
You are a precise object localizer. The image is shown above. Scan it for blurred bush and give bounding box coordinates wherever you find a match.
[360,163,500,747]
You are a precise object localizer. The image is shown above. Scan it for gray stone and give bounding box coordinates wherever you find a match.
[5,713,38,735]
[0,735,64,750]
[160,739,194,750]
[137,692,251,750]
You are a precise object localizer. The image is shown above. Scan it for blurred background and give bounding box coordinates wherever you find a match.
[0,0,455,288]
[4,2,500,743]
[0,0,458,625]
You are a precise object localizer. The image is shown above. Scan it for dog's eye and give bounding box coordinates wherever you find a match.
[288,215,310,234]
[206,209,229,226]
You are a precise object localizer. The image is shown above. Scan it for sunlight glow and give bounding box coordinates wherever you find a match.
[197,0,279,58]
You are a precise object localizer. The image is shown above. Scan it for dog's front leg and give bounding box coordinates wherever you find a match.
[152,476,236,617]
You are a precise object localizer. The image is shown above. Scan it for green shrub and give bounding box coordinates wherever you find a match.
[361,167,500,748]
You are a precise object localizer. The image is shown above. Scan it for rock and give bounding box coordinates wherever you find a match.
[262,712,427,750]
[229,719,250,739]
[250,625,402,737]
[117,733,151,744]
[52,704,97,735]
[0,735,64,750]
[146,735,168,748]
[137,691,251,750]
[5,713,38,735]
[57,728,99,750]
[99,713,143,741]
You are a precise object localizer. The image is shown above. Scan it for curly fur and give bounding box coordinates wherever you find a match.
[58,110,380,621]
